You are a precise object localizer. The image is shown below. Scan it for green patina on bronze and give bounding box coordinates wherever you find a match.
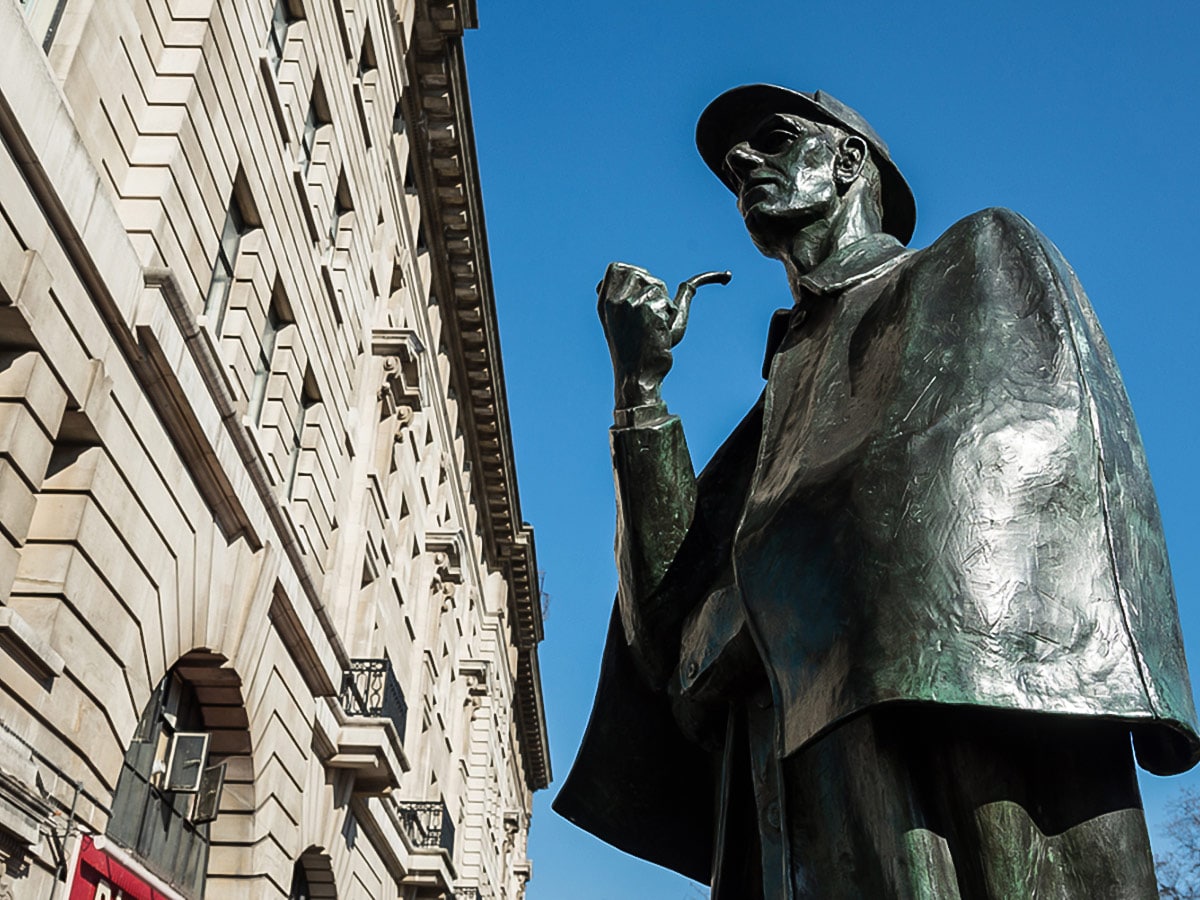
[556,85,1199,898]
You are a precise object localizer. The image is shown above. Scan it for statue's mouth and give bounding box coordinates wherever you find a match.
[739,177,784,212]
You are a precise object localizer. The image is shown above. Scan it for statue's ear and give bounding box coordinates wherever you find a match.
[835,135,868,185]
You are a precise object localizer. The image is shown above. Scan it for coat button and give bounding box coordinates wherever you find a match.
[766,801,781,830]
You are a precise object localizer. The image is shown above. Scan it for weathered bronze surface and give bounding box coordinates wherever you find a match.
[555,85,1200,898]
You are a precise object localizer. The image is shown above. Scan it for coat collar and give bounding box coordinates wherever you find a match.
[761,232,913,376]
[796,231,911,296]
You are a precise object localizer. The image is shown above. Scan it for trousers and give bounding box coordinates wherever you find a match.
[713,703,1158,899]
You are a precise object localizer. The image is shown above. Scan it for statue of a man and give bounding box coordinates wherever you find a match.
[555,85,1200,898]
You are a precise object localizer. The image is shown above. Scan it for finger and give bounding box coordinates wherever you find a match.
[597,262,629,301]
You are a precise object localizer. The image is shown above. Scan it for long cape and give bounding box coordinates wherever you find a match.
[556,210,1200,881]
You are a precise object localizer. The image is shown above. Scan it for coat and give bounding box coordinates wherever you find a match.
[554,208,1200,883]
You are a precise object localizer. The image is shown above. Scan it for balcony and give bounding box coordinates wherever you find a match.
[394,799,455,855]
[340,657,408,742]
[313,658,409,794]
[391,797,458,897]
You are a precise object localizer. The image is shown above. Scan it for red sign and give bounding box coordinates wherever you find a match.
[69,836,176,900]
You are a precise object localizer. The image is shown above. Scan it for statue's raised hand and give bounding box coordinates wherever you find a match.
[597,262,731,411]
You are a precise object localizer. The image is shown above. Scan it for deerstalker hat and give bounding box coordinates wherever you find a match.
[696,85,916,245]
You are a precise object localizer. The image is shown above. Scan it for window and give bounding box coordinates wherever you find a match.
[266,0,298,72]
[286,397,310,498]
[108,672,213,897]
[328,196,347,248]
[328,175,353,252]
[205,201,246,336]
[403,158,417,196]
[288,848,335,899]
[250,284,290,425]
[249,305,280,425]
[287,369,319,500]
[357,28,377,80]
[162,733,210,792]
[300,104,318,172]
[299,77,329,174]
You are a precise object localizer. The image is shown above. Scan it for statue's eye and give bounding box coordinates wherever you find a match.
[754,129,797,154]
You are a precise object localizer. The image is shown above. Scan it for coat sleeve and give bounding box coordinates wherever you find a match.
[610,415,698,687]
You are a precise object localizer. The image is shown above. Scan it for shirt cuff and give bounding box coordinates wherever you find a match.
[613,401,669,429]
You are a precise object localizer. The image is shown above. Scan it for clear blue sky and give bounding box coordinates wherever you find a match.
[462,2,1200,896]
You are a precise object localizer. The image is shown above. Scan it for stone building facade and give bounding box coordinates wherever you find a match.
[0,0,549,897]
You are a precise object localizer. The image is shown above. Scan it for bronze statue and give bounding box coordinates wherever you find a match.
[554,85,1200,898]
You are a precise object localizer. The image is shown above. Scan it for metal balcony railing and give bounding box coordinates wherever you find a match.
[394,799,455,855]
[340,657,408,743]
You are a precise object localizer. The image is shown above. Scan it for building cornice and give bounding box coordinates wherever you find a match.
[406,0,549,791]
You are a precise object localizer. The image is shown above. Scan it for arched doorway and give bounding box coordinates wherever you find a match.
[289,846,337,899]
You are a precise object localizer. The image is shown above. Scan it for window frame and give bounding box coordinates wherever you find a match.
[249,302,283,425]
[286,369,320,501]
[300,102,318,172]
[204,201,247,337]
[299,79,329,175]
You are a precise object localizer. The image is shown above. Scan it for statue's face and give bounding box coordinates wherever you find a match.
[725,114,841,240]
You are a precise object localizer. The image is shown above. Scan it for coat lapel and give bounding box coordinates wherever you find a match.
[742,237,911,539]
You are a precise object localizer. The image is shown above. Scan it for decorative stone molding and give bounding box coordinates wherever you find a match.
[408,0,550,791]
[139,269,261,550]
[426,530,463,581]
[458,659,489,708]
[513,859,532,886]
[372,327,424,420]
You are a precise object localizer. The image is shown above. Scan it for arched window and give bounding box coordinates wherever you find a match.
[107,668,225,897]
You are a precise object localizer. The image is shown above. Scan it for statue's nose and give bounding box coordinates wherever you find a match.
[724,142,761,187]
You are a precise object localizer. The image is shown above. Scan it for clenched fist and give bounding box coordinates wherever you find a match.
[597,262,731,412]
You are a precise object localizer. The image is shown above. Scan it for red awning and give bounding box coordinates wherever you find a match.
[70,836,175,900]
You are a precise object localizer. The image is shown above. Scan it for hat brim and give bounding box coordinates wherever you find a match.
[696,84,916,245]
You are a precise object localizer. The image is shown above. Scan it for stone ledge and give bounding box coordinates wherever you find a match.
[0,606,63,680]
[313,696,409,795]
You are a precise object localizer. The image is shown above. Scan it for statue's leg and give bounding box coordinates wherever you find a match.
[925,709,1158,899]
[747,703,791,900]
[712,707,764,900]
[777,706,1157,900]
[779,708,963,899]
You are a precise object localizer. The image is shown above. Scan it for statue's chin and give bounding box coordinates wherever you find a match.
[743,208,815,259]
